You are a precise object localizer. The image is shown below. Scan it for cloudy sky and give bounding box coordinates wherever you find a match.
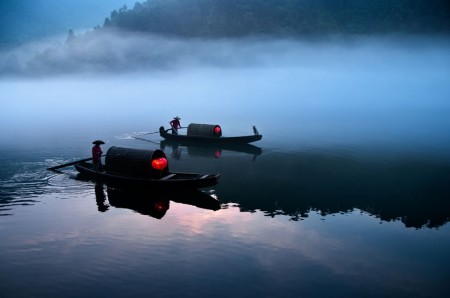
[1,0,139,45]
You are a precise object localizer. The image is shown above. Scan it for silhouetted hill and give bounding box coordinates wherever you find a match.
[0,0,137,48]
[102,0,450,37]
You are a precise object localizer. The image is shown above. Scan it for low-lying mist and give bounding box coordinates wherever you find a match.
[1,30,450,77]
[1,32,449,159]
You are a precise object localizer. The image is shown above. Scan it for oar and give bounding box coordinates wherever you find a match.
[47,155,105,171]
[137,127,187,136]
[132,136,160,144]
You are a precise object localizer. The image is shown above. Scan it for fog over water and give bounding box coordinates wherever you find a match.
[1,33,450,158]
[2,31,450,74]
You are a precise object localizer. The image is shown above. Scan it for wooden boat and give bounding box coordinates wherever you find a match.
[75,162,219,189]
[72,146,220,189]
[159,125,262,144]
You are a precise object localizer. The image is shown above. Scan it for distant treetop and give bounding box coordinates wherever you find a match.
[101,0,450,37]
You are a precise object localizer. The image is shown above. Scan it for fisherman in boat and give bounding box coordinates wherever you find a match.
[92,140,104,172]
[169,116,181,135]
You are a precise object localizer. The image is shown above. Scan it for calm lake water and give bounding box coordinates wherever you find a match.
[1,38,450,297]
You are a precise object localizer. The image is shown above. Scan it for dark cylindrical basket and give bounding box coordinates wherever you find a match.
[105,146,169,178]
[187,123,222,137]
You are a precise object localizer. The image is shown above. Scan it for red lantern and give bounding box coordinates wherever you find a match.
[151,157,168,170]
[154,201,168,211]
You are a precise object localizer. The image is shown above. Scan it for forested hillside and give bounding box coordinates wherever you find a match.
[102,0,450,37]
[3,0,450,76]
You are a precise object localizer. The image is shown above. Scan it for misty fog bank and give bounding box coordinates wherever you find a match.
[1,31,449,155]
[1,31,450,77]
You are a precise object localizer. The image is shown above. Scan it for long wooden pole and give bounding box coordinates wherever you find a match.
[136,127,186,136]
[47,155,104,171]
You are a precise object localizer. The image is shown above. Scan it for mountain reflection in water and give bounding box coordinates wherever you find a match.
[212,149,450,229]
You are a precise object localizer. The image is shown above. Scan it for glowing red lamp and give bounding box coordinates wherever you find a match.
[154,201,168,211]
[214,126,221,134]
[151,157,168,170]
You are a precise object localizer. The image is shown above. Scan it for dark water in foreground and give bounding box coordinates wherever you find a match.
[1,127,450,298]
[1,42,450,297]
[0,143,449,298]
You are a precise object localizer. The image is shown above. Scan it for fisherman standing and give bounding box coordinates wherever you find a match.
[170,116,181,135]
[92,140,104,172]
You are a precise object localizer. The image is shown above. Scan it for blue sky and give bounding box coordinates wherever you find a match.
[1,0,140,46]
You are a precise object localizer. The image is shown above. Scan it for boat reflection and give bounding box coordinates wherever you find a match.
[160,140,262,160]
[94,183,222,219]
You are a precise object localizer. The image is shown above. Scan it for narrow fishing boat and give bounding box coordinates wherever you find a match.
[74,146,220,189]
[159,123,262,144]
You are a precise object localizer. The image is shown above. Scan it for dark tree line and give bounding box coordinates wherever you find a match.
[101,0,450,37]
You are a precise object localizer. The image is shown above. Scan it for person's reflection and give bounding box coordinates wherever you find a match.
[172,144,182,160]
[95,183,109,212]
